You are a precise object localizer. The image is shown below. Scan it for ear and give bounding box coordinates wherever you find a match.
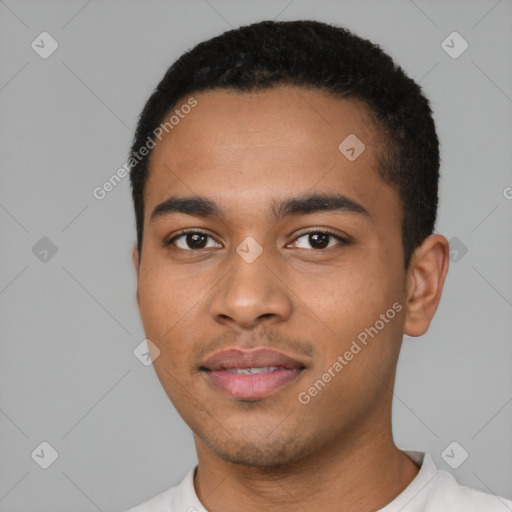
[403,234,450,337]
[131,243,141,309]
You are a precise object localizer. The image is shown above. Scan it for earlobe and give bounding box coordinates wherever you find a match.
[403,234,450,338]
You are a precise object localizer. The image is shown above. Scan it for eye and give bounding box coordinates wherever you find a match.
[289,230,348,250]
[165,230,221,251]
[165,229,349,252]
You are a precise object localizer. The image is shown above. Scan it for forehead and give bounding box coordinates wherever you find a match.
[144,86,399,224]
[152,86,379,160]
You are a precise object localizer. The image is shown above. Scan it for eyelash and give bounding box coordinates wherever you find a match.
[164,228,349,251]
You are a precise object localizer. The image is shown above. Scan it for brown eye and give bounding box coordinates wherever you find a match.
[291,230,347,250]
[167,231,221,251]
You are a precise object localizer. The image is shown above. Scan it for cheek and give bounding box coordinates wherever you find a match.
[138,276,172,333]
[297,265,403,357]
[139,257,205,314]
[298,269,377,323]
[137,265,199,346]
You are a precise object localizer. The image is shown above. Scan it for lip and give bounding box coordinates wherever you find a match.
[200,348,307,400]
[201,348,305,371]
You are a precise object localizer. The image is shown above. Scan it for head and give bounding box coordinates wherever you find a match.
[129,20,449,467]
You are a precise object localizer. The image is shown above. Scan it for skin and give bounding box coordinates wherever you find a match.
[132,85,449,512]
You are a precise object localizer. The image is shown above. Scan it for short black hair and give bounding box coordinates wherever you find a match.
[129,19,439,269]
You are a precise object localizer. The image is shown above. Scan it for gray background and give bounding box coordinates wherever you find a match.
[0,0,511,510]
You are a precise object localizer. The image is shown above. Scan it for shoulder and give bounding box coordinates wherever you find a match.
[124,465,201,512]
[398,450,512,512]
[124,485,176,512]
[424,469,512,511]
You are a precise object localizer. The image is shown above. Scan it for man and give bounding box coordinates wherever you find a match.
[126,19,512,511]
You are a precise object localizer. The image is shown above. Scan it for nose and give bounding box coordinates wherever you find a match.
[208,246,293,330]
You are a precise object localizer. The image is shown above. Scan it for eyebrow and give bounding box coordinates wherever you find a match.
[150,193,370,223]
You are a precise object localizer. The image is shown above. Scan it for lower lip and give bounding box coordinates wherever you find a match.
[203,368,304,399]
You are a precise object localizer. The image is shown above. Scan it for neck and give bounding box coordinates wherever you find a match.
[193,414,420,512]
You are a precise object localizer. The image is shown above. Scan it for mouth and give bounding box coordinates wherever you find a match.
[199,348,307,400]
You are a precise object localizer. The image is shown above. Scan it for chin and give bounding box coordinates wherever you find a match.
[198,427,316,468]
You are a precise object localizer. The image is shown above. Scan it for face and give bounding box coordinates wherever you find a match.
[132,86,437,467]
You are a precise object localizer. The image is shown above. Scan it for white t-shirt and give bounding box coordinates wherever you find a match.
[126,450,512,511]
